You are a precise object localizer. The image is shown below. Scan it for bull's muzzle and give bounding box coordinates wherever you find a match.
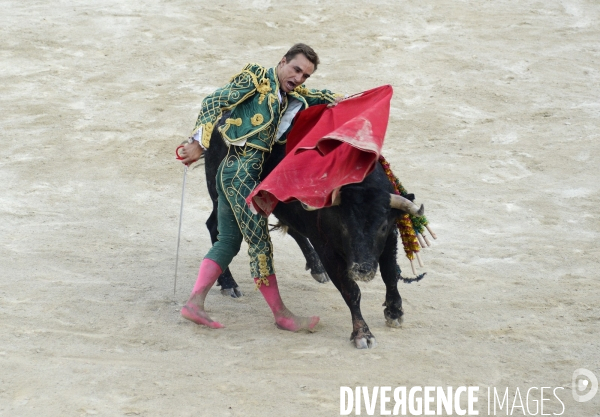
[348,262,377,282]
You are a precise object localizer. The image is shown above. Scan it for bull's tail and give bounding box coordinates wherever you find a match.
[269,221,288,235]
[398,272,426,284]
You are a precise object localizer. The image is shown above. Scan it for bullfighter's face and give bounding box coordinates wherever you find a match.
[276,54,315,93]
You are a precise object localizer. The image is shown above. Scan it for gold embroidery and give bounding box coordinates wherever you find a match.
[255,276,270,290]
[251,113,264,126]
[257,78,271,104]
[258,254,270,278]
[220,94,276,145]
[293,86,310,95]
[291,85,339,104]
[256,78,271,94]
[192,68,255,144]
[201,122,214,148]
[259,266,270,277]
[225,118,242,127]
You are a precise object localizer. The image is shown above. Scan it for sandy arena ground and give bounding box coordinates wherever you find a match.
[1,1,599,416]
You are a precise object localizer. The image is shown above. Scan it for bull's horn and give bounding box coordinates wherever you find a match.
[301,192,342,211]
[331,192,342,206]
[389,194,424,216]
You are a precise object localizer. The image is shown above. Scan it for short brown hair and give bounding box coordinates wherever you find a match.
[284,43,320,70]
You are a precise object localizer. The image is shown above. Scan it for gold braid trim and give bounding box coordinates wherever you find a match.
[256,78,271,94]
[225,118,242,127]
[201,122,214,148]
[257,253,270,278]
[292,86,339,104]
[256,78,271,104]
[193,67,258,148]
[255,275,270,290]
[293,86,310,95]
[250,113,264,126]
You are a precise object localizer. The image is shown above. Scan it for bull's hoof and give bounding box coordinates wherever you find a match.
[305,261,330,284]
[383,304,404,328]
[385,317,403,328]
[220,287,243,298]
[350,323,377,349]
[311,271,330,284]
[216,272,241,297]
[353,335,377,349]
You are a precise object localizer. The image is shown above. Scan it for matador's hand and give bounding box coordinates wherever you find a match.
[327,95,345,108]
[179,140,204,165]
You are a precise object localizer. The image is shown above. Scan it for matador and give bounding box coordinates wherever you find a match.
[178,43,341,331]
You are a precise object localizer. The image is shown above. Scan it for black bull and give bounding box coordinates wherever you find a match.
[202,116,425,349]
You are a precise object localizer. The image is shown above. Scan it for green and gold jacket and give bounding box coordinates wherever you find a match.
[191,63,339,152]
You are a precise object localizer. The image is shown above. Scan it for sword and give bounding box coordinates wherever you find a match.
[174,145,189,295]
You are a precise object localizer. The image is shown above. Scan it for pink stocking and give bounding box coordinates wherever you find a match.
[181,258,224,328]
[255,274,319,332]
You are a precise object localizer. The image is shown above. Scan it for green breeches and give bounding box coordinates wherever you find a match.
[205,145,275,278]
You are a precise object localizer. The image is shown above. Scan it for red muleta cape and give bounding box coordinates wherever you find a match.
[247,85,393,216]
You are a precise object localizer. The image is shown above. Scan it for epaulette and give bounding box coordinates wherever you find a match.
[242,63,267,79]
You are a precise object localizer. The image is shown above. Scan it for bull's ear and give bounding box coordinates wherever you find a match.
[404,193,415,202]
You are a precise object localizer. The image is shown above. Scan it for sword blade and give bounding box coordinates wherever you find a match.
[174,165,188,295]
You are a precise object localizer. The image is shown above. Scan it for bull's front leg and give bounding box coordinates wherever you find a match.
[314,243,377,349]
[286,228,330,283]
[379,231,404,328]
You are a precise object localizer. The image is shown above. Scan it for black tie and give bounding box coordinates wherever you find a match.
[279,91,287,111]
